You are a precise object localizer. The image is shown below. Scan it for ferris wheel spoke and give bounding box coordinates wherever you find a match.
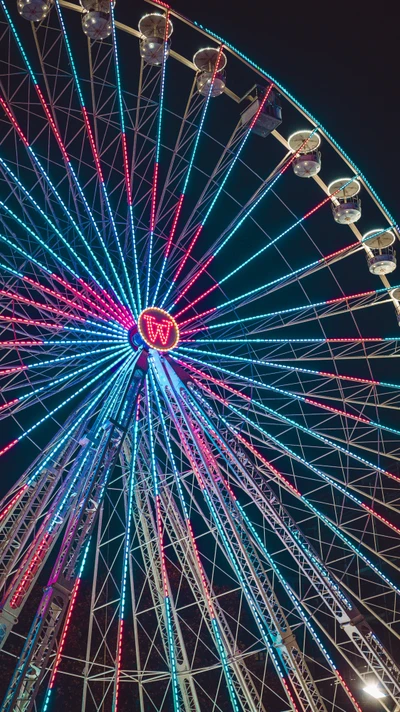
[189,381,400,562]
[184,384,400,622]
[161,361,340,712]
[184,365,400,516]
[141,10,170,310]
[3,271,125,328]
[151,367,261,712]
[173,356,400,448]
[0,285,87,326]
[0,347,127,422]
[238,432,400,640]
[0,185,131,328]
[53,0,136,314]
[0,240,132,330]
[211,231,395,322]
[153,365,302,712]
[0,200,132,326]
[176,344,400,394]
[0,111,127,305]
[153,44,225,305]
[185,362,400,492]
[186,338,400,365]
[1,16,97,236]
[110,401,143,712]
[0,343,129,392]
[164,116,261,283]
[1,4,135,311]
[0,199,81,282]
[110,5,141,318]
[153,78,200,231]
[180,388,400,707]
[215,178,361,290]
[183,286,395,337]
[0,361,130,572]
[147,385,201,712]
[184,417,378,711]
[0,357,144,710]
[172,238,363,322]
[168,129,325,308]
[0,345,130,460]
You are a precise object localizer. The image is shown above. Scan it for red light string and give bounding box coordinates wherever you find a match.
[170,83,275,289]
[190,377,400,534]
[0,288,86,323]
[170,129,322,310]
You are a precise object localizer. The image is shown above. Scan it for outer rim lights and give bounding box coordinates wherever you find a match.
[363,683,386,700]
[138,307,179,351]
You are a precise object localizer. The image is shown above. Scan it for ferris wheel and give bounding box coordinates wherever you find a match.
[0,0,400,710]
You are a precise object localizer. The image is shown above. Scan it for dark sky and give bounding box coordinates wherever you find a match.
[154,0,399,218]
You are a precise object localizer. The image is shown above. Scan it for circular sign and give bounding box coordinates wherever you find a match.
[137,307,180,352]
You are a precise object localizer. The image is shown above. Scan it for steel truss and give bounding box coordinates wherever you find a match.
[0,1,399,710]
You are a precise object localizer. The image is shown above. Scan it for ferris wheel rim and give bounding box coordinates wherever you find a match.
[0,2,400,710]
[58,0,398,233]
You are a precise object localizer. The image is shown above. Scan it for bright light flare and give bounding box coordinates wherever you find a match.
[363,683,386,699]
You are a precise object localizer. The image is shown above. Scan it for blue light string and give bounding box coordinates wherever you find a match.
[5,347,128,413]
[53,0,136,314]
[177,351,400,440]
[149,365,241,711]
[146,381,182,711]
[218,175,358,282]
[0,157,114,295]
[191,389,400,608]
[0,3,130,309]
[176,344,400,392]
[145,13,169,308]
[11,346,130,448]
[191,389,398,544]
[155,47,224,305]
[194,285,397,333]
[110,2,141,316]
[25,363,128,488]
[193,20,398,229]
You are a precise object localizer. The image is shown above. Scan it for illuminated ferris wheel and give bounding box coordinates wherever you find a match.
[0,1,400,710]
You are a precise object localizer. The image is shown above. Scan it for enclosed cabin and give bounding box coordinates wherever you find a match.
[138,13,173,66]
[288,130,321,178]
[80,0,113,40]
[328,178,361,224]
[193,48,227,97]
[391,288,400,326]
[17,0,53,21]
[363,229,397,275]
[240,85,282,138]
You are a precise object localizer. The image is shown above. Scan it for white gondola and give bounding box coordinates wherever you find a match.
[80,0,112,40]
[364,229,397,275]
[17,0,52,21]
[328,177,361,224]
[193,48,227,97]
[138,13,173,65]
[288,130,321,177]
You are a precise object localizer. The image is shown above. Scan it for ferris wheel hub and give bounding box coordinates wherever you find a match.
[137,307,180,351]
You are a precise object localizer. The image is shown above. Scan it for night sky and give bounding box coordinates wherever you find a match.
[143,0,400,218]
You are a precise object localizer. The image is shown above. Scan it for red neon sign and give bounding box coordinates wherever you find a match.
[138,307,179,351]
